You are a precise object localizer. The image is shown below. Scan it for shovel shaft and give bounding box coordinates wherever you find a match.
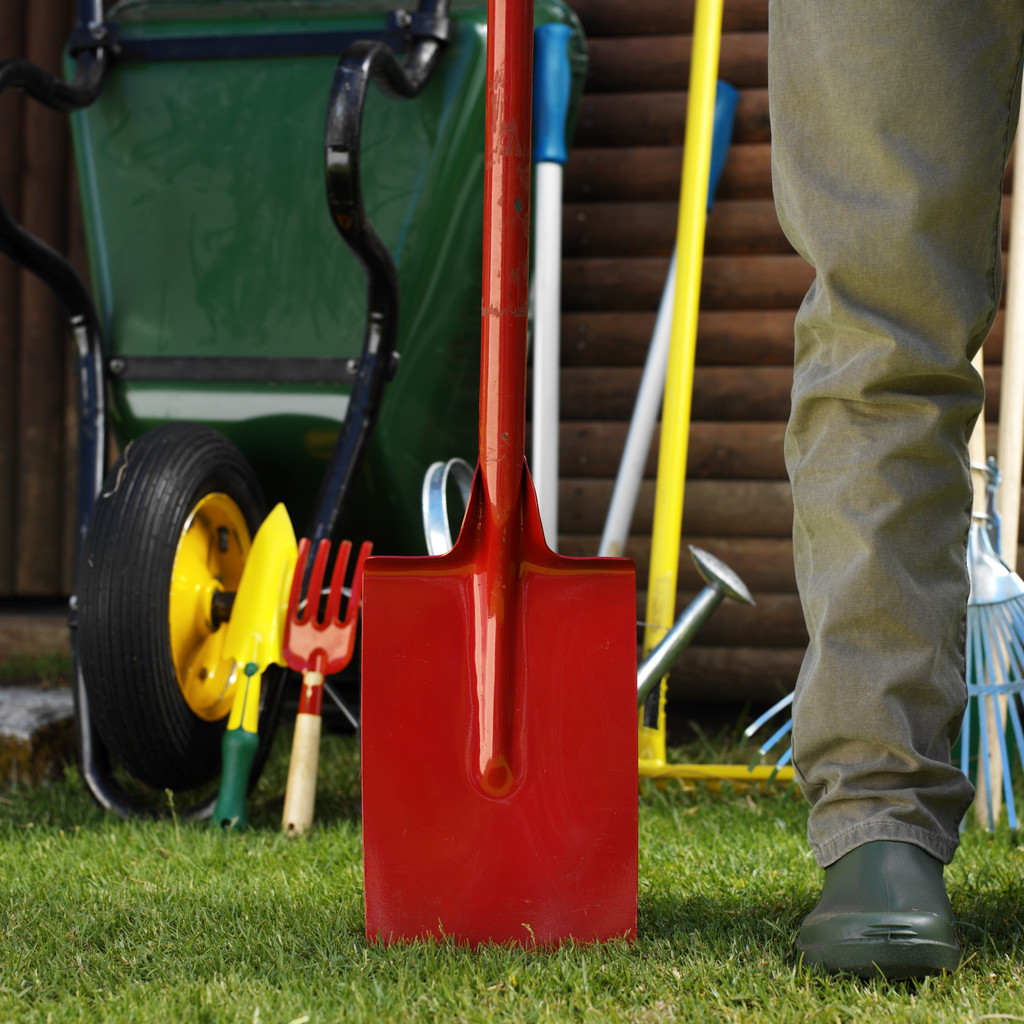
[468,0,533,795]
[480,0,532,520]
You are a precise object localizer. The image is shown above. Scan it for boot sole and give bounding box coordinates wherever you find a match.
[798,937,961,979]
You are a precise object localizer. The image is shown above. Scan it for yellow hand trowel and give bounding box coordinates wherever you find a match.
[212,502,298,831]
[640,0,724,770]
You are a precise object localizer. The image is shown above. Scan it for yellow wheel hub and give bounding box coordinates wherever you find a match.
[169,493,251,721]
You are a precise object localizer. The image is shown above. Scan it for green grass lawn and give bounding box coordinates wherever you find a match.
[2,725,1024,1023]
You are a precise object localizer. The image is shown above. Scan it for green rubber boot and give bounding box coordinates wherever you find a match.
[797,840,961,979]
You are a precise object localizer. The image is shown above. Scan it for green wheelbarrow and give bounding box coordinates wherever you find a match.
[0,0,586,817]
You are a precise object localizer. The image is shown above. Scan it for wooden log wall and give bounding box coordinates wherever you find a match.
[0,0,1015,712]
[0,0,80,599]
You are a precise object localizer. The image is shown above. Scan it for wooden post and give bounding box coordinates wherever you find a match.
[15,0,72,595]
[0,1,26,595]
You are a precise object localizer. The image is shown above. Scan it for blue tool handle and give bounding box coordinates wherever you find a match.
[533,22,573,166]
[708,80,740,211]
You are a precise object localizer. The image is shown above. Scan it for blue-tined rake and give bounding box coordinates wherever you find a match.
[963,516,1024,831]
[745,481,1024,833]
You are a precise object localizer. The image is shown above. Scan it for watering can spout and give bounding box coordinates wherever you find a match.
[636,546,754,708]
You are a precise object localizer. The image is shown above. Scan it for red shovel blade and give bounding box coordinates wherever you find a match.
[361,468,637,946]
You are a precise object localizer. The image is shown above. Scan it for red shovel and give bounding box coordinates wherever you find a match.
[360,0,638,947]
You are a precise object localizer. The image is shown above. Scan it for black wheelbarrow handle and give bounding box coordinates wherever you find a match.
[307,1,451,554]
[0,43,113,539]
[0,52,109,330]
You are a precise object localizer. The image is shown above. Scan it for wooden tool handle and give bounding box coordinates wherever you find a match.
[969,350,988,518]
[968,349,1009,828]
[997,102,1024,569]
[283,702,323,836]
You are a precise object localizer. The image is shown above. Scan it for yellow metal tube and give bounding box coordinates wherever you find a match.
[640,0,724,764]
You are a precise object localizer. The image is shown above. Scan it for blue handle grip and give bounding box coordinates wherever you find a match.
[533,23,574,166]
[708,80,740,211]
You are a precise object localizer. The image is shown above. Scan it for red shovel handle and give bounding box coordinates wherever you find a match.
[468,0,534,796]
[479,0,532,524]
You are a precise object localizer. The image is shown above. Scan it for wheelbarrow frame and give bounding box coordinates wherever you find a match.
[2,0,587,818]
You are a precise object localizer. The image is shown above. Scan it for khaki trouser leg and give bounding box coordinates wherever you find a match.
[769,0,1024,867]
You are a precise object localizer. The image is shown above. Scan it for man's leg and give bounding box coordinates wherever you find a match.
[769,0,1024,975]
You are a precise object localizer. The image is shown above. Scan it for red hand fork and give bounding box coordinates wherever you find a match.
[282,537,371,835]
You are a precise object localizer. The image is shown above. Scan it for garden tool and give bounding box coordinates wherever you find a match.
[962,479,1024,831]
[636,546,753,707]
[996,102,1024,575]
[281,537,371,836]
[634,546,790,786]
[963,346,1024,831]
[360,0,638,947]
[598,79,738,559]
[748,351,1024,823]
[530,20,574,550]
[744,690,795,768]
[212,503,298,831]
[640,0,725,771]
[421,457,474,555]
[982,101,1024,828]
[967,349,1005,826]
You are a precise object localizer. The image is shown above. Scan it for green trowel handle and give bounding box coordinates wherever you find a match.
[212,726,259,831]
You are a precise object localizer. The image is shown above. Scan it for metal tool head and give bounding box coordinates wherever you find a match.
[221,503,298,678]
[968,519,1024,606]
[689,545,755,605]
[636,547,754,707]
[283,537,372,676]
[421,457,474,555]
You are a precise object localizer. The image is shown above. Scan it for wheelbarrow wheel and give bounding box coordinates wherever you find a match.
[77,422,269,791]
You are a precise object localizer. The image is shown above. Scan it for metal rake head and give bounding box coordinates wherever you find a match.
[282,537,372,676]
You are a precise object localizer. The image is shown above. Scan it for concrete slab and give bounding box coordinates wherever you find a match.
[0,687,75,786]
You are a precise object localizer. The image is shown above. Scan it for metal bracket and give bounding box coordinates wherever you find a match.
[68,21,121,59]
[387,7,452,46]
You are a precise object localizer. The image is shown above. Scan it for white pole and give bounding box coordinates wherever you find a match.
[598,247,677,556]
[532,159,564,549]
[530,22,573,552]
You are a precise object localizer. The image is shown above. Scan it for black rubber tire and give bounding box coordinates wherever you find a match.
[77,422,269,791]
